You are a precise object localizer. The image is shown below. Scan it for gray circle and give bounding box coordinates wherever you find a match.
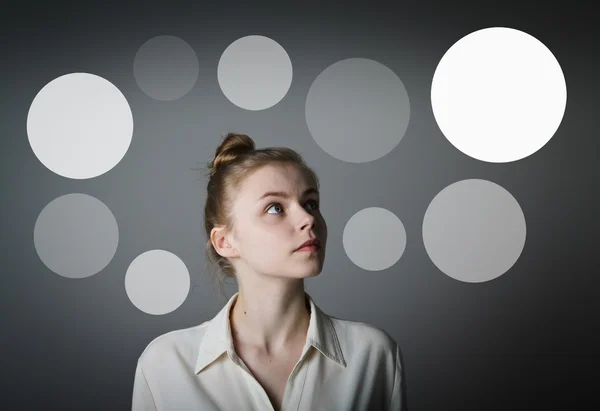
[125,250,190,315]
[305,58,410,163]
[343,207,407,271]
[217,35,293,111]
[422,179,527,283]
[33,193,119,279]
[134,35,199,101]
[27,73,134,179]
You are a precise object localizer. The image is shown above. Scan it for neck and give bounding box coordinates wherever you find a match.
[229,280,310,355]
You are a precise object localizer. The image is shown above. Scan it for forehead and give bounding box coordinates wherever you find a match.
[238,164,311,199]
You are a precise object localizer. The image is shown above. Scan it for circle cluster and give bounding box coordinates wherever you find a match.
[27,27,566,315]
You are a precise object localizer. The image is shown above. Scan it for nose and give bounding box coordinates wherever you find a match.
[297,206,317,230]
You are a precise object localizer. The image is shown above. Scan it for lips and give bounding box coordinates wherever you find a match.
[296,238,321,250]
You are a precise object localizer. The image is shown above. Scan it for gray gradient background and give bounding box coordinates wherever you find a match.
[1,1,598,410]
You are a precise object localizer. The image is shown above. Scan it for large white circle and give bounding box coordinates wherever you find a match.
[125,250,191,315]
[217,35,293,111]
[431,27,567,163]
[27,73,134,179]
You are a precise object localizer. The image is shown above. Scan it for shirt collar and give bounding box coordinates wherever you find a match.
[194,291,347,374]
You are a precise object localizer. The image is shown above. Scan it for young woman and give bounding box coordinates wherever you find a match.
[132,133,406,411]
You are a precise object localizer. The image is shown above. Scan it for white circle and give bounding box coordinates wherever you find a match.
[343,207,407,271]
[34,193,119,279]
[218,35,293,111]
[125,250,191,315]
[422,179,527,283]
[431,27,567,163]
[27,73,134,179]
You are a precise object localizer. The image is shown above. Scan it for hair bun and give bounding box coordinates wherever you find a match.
[207,133,255,176]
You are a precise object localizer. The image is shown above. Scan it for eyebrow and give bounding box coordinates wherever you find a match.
[257,187,319,202]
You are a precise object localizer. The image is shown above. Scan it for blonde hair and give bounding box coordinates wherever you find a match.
[199,133,320,300]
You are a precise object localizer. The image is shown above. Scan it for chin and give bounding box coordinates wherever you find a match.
[300,265,324,278]
[283,265,321,279]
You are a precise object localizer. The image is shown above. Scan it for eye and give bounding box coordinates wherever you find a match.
[266,199,320,215]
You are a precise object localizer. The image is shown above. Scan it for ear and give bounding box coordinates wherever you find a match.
[211,226,239,258]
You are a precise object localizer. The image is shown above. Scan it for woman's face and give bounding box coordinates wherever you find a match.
[227,163,327,280]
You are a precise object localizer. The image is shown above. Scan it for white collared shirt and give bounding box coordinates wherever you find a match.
[132,291,405,411]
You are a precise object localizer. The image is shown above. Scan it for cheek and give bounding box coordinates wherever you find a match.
[247,224,287,251]
[249,236,293,272]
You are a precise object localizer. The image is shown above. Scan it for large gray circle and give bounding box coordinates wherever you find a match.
[305,58,410,163]
[33,193,119,279]
[422,179,527,283]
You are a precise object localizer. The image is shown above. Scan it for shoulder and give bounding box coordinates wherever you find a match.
[137,321,210,369]
[327,314,398,357]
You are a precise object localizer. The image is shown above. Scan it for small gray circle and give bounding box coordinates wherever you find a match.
[217,35,293,111]
[33,193,119,279]
[343,207,407,271]
[125,250,191,315]
[134,35,199,101]
[422,179,527,283]
[305,58,410,163]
